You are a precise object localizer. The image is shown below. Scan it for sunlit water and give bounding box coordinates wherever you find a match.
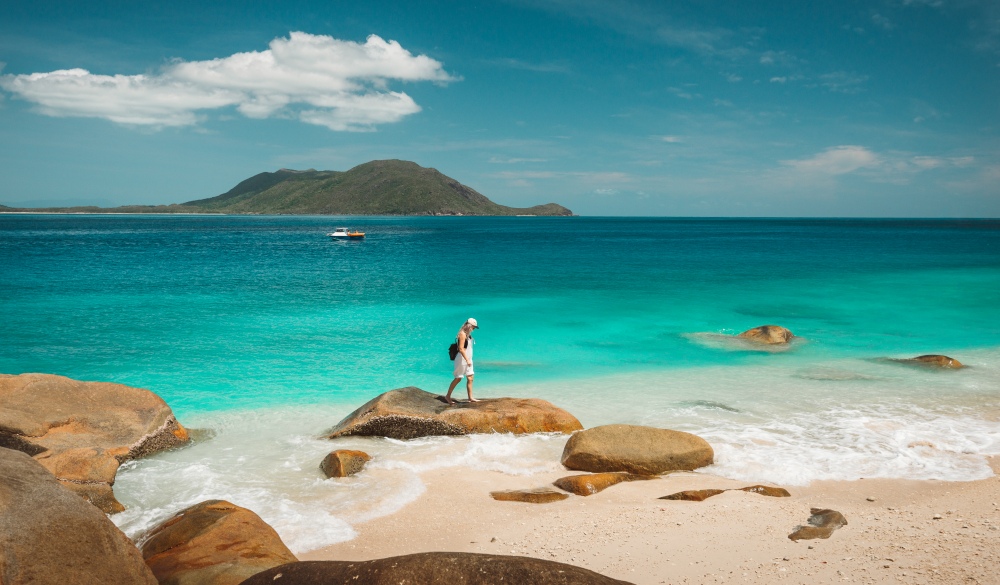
[3,214,999,552]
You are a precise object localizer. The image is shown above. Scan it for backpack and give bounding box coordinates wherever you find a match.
[448,337,469,360]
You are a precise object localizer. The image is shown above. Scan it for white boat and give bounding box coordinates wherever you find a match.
[327,227,365,239]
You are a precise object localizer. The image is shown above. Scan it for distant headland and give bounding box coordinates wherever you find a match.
[0,160,574,217]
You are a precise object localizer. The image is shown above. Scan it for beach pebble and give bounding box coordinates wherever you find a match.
[933,514,943,520]
[866,497,876,502]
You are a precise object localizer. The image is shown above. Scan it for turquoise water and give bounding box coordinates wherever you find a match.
[3,214,1000,552]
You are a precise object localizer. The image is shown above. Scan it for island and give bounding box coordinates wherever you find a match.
[0,160,573,217]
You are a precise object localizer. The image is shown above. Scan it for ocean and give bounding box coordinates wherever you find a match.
[2,214,999,552]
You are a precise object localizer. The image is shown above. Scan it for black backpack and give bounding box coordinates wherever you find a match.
[448,336,469,360]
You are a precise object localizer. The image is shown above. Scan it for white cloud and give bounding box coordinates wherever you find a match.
[770,76,787,83]
[781,146,880,175]
[660,135,683,143]
[0,32,454,131]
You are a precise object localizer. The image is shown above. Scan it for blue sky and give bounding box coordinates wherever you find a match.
[1,0,997,216]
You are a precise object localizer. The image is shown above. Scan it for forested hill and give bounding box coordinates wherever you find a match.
[183,160,573,216]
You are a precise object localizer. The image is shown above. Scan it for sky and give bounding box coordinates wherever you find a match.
[1,0,998,216]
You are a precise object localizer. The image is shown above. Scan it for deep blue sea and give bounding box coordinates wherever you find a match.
[3,214,999,551]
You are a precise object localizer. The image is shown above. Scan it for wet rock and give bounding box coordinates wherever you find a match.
[0,373,190,513]
[561,424,713,475]
[898,354,964,369]
[553,472,658,496]
[320,449,371,478]
[325,387,582,440]
[490,488,570,504]
[660,485,791,501]
[0,447,157,585]
[141,500,297,585]
[788,508,848,541]
[239,554,633,585]
[738,325,794,344]
[659,489,726,502]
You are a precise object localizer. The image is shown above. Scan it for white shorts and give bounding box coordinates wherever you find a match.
[453,357,474,378]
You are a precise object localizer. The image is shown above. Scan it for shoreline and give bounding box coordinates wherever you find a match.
[301,459,1000,584]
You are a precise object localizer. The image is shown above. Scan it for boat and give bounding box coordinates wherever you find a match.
[327,227,365,239]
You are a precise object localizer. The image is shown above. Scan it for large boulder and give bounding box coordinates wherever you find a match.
[140,500,298,585]
[738,325,794,344]
[490,488,570,504]
[240,554,632,585]
[0,373,190,513]
[561,424,714,475]
[324,387,583,440]
[0,447,158,585]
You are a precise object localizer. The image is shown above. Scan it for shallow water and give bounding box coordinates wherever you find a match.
[2,214,999,552]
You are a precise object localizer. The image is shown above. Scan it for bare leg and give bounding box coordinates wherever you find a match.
[466,374,478,402]
[445,377,461,404]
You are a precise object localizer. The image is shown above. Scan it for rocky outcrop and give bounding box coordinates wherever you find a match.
[490,488,570,504]
[561,424,714,475]
[0,373,190,513]
[320,449,371,478]
[788,508,848,541]
[553,472,657,496]
[140,500,297,585]
[239,554,632,585]
[0,447,158,585]
[324,387,582,440]
[738,325,794,344]
[660,485,791,501]
[897,354,964,369]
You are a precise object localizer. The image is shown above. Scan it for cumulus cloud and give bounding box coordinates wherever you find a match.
[0,32,454,131]
[781,146,880,175]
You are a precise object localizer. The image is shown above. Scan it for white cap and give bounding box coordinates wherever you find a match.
[466,318,479,328]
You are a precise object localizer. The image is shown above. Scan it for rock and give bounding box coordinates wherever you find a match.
[141,500,297,585]
[320,449,370,478]
[561,424,713,475]
[324,387,582,440]
[0,373,190,513]
[552,472,657,496]
[490,488,570,504]
[659,489,727,501]
[788,508,848,541]
[0,447,158,585]
[239,554,633,585]
[900,354,964,368]
[739,484,791,497]
[738,325,794,344]
[660,484,791,501]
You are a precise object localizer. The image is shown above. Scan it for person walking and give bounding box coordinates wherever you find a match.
[445,318,479,404]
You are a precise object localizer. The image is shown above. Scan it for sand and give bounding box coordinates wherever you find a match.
[302,457,1000,584]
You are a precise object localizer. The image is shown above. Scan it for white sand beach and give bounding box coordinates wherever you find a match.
[302,458,1000,584]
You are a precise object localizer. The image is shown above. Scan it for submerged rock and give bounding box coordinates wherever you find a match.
[324,387,583,440]
[738,325,794,344]
[141,500,297,585]
[0,373,190,513]
[897,354,964,369]
[239,554,633,585]
[0,447,158,585]
[788,508,848,541]
[320,449,371,478]
[660,484,791,501]
[490,488,570,504]
[561,424,713,475]
[553,472,657,496]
